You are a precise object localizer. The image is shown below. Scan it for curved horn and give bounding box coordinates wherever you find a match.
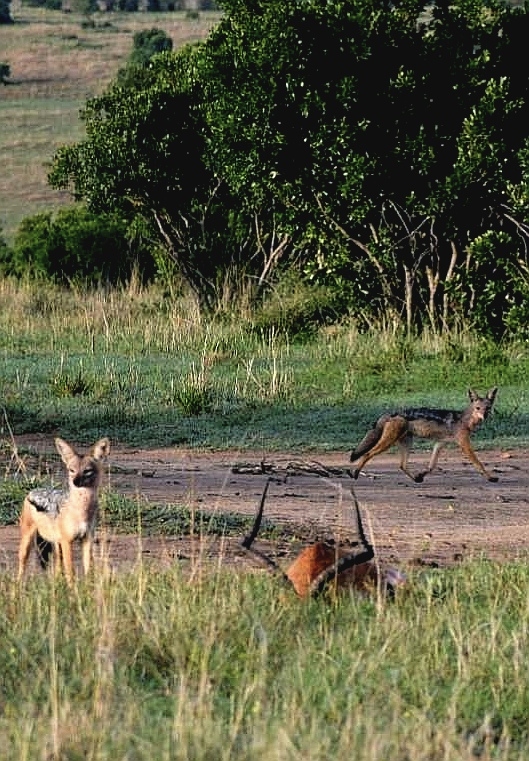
[307,487,374,598]
[241,478,270,550]
[241,478,292,586]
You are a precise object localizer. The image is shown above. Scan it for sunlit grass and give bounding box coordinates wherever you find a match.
[1,559,529,759]
[0,278,527,449]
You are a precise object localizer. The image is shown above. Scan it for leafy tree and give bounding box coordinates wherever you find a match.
[50,49,257,311]
[200,0,529,332]
[116,27,174,88]
[130,28,173,66]
[118,0,138,10]
[49,0,529,332]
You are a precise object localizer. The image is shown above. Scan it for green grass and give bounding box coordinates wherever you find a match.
[0,278,527,451]
[99,490,289,540]
[1,559,529,759]
[0,98,85,241]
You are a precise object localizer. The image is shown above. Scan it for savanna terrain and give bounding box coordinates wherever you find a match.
[0,3,219,242]
[2,7,529,759]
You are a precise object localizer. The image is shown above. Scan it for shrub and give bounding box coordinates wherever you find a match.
[251,273,347,341]
[6,206,156,284]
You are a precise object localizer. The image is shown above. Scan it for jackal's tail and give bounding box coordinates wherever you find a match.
[35,533,54,569]
[350,421,384,462]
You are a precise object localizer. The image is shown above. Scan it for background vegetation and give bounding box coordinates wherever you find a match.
[2,6,529,759]
[3,1,529,335]
[44,0,529,334]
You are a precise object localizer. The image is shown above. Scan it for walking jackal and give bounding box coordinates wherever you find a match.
[18,437,110,584]
[350,388,498,483]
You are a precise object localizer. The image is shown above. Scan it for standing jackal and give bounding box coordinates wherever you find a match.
[350,388,498,483]
[18,437,110,584]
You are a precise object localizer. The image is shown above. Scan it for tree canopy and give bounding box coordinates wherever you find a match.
[0,0,13,24]
[49,0,529,333]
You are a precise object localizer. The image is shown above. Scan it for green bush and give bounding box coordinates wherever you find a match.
[4,206,156,284]
[251,274,346,341]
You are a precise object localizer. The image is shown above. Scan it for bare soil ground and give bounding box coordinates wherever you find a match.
[2,441,529,578]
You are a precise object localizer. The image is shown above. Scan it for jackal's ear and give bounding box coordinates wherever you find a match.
[55,437,77,464]
[468,389,478,402]
[487,387,498,403]
[92,437,111,461]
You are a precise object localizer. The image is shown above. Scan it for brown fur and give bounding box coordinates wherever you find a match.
[350,388,498,483]
[286,543,378,597]
[18,437,110,584]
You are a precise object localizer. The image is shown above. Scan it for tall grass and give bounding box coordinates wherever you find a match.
[1,559,529,759]
[1,277,528,449]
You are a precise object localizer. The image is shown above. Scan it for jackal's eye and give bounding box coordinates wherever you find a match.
[83,467,95,478]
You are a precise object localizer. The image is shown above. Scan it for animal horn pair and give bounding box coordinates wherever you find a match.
[240,478,374,598]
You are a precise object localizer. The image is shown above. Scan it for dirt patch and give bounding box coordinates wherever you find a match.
[2,439,529,577]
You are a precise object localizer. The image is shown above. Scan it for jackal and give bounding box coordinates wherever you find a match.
[350,388,498,483]
[18,437,110,584]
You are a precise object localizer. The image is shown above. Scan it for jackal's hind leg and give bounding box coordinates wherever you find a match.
[397,434,426,482]
[351,417,409,478]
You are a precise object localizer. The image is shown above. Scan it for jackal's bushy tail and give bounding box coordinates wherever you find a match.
[350,421,384,462]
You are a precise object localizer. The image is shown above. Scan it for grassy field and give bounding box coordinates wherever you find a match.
[0,4,219,243]
[2,233,529,761]
[2,559,529,759]
[2,7,529,759]
[0,277,527,452]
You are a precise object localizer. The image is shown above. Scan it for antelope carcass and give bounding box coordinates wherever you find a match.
[241,479,405,599]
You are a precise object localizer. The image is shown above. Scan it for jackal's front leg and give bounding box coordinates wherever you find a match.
[81,535,94,576]
[18,525,37,581]
[60,541,75,585]
[457,432,498,482]
[411,441,445,483]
